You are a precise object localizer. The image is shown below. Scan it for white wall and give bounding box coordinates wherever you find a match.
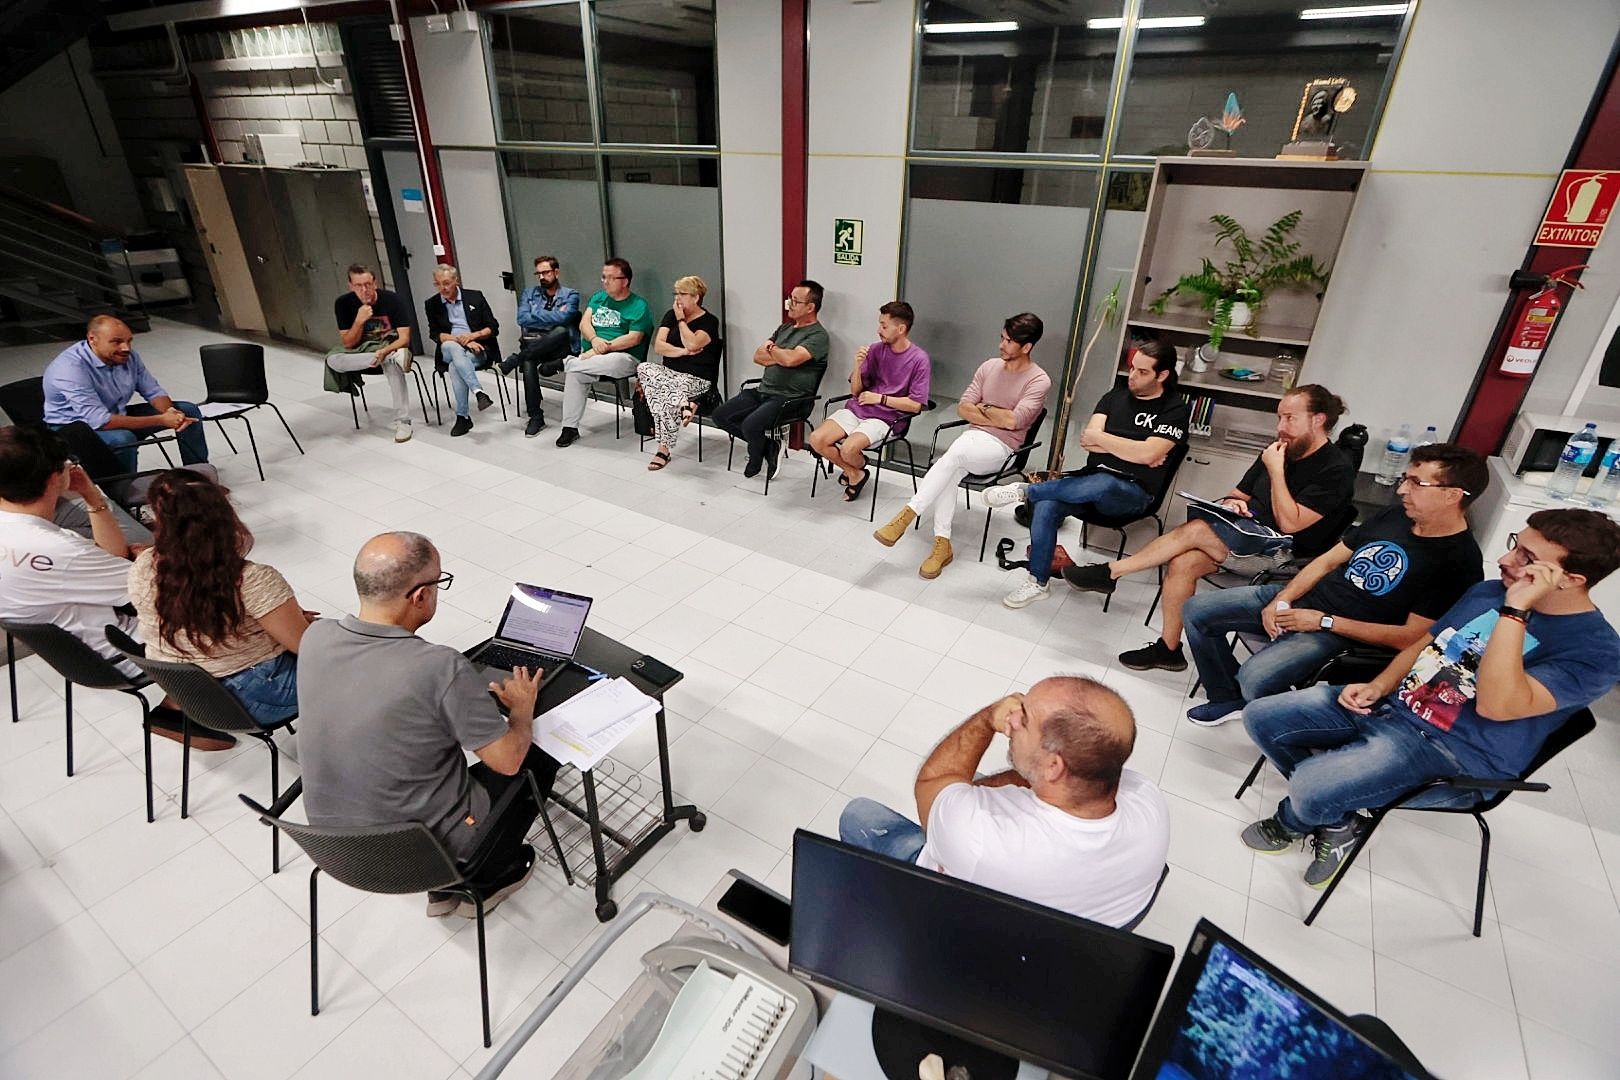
[410,16,499,148]
[439,149,517,340]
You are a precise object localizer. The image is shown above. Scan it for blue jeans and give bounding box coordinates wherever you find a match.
[94,402,209,474]
[838,798,925,863]
[1025,472,1150,584]
[1183,583,1350,704]
[441,341,486,418]
[218,651,299,727]
[1244,684,1471,834]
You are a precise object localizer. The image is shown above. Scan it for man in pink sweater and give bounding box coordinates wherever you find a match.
[874,313,1051,578]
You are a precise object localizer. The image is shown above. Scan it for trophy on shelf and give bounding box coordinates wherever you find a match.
[1279,78,1357,160]
[1188,92,1244,157]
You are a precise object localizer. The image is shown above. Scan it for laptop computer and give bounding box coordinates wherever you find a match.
[467,583,594,686]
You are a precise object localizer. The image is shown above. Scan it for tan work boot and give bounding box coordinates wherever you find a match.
[919,537,954,579]
[873,506,917,547]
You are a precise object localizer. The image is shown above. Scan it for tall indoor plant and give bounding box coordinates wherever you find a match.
[1149,210,1330,348]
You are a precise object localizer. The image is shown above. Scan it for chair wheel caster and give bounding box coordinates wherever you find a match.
[689,812,707,832]
[595,899,618,922]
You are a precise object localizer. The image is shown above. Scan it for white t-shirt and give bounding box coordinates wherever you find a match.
[916,769,1170,927]
[0,509,139,673]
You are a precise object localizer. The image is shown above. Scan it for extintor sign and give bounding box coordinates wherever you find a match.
[1535,170,1619,248]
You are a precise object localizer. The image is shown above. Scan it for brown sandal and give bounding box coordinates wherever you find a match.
[647,450,672,471]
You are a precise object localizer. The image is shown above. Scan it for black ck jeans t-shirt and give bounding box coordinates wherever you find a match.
[1085,387,1192,492]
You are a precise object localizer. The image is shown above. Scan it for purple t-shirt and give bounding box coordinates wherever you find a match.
[850,341,932,427]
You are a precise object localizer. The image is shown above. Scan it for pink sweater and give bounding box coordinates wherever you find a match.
[962,358,1052,449]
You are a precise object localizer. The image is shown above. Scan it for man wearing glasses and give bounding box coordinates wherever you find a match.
[550,257,655,448]
[298,532,561,919]
[501,254,581,438]
[1240,507,1620,889]
[1182,443,1488,727]
[712,280,830,478]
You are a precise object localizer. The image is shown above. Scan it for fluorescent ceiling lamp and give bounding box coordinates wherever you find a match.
[923,21,1021,34]
[1299,4,1409,19]
[1087,16,1207,30]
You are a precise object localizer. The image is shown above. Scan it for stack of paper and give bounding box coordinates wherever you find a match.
[534,676,660,770]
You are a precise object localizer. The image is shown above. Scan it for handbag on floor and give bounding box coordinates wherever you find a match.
[631,385,655,438]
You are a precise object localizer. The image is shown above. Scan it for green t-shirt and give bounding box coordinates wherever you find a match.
[760,320,830,399]
[584,290,656,362]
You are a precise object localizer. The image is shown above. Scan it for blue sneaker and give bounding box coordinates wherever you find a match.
[1187,699,1243,727]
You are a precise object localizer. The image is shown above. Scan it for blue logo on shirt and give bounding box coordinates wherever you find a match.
[1344,540,1408,596]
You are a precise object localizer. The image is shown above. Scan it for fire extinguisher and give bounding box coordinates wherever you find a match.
[1500,264,1587,378]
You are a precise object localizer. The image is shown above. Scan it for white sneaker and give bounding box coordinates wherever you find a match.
[1002,571,1050,609]
[984,483,1028,509]
[393,419,413,443]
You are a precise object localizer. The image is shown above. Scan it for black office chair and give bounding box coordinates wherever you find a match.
[197,343,305,482]
[925,408,1048,561]
[331,353,438,429]
[241,769,571,1048]
[722,379,822,496]
[1247,706,1596,938]
[0,376,177,467]
[809,395,937,522]
[1120,863,1170,933]
[0,619,162,821]
[431,345,515,425]
[636,345,727,462]
[106,625,296,870]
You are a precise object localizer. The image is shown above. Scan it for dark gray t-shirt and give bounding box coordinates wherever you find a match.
[297,616,510,862]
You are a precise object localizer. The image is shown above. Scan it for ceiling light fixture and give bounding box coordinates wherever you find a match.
[1087,16,1207,30]
[1299,4,1409,20]
[923,21,1021,34]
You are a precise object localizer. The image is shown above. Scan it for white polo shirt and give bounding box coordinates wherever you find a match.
[916,768,1170,927]
[0,509,138,672]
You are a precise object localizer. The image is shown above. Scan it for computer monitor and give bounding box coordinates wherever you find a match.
[1129,918,1432,1080]
[789,830,1175,1080]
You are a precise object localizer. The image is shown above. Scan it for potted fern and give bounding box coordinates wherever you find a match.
[1148,210,1330,348]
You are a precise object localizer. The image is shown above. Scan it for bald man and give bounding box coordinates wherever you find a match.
[839,677,1169,925]
[296,532,561,919]
[42,315,209,475]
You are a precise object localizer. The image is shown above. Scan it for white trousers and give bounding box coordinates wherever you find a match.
[906,428,1011,540]
[328,346,411,423]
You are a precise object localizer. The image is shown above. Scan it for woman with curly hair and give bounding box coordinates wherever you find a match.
[128,470,313,726]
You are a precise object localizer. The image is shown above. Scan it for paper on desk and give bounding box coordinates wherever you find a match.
[537,702,658,771]
[534,677,659,770]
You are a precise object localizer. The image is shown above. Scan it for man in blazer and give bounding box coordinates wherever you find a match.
[424,264,502,437]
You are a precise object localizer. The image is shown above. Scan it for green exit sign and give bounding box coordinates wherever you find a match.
[834,218,863,266]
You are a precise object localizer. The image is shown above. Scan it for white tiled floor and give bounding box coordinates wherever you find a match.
[2,320,1618,1079]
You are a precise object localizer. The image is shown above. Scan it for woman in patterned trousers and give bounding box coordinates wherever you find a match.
[637,275,723,471]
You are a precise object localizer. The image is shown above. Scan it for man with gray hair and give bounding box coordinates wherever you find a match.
[297,532,561,917]
[423,264,502,437]
[839,677,1169,925]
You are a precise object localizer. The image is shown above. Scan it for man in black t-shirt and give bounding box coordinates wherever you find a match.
[327,264,416,443]
[985,337,1189,610]
[1062,384,1356,672]
[1183,443,1487,725]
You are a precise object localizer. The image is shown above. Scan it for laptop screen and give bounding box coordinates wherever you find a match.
[495,584,592,659]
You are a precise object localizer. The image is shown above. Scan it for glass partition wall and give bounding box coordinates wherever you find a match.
[485,0,722,352]
[901,0,1409,458]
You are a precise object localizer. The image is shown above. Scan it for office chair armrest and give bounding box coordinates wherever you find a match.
[740,378,762,389]
[1444,776,1551,795]
[267,776,305,818]
[779,394,821,425]
[928,418,970,464]
[822,392,853,418]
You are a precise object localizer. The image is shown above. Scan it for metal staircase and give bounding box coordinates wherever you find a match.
[0,185,151,346]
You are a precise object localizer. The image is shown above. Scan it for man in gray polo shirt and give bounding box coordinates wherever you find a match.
[298,532,560,917]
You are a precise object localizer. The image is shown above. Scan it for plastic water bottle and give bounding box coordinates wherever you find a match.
[1375,423,1412,485]
[1589,446,1620,507]
[1548,423,1599,499]
[1416,425,1438,447]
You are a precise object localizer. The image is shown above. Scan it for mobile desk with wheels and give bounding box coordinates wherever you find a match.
[465,626,705,922]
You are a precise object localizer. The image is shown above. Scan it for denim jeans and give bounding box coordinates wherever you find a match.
[838,797,925,863]
[1243,684,1470,834]
[440,341,486,418]
[218,650,299,727]
[1024,472,1150,584]
[93,401,210,474]
[1183,583,1350,704]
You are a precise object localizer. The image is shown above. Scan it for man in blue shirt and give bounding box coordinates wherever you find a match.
[500,254,580,438]
[1240,507,1620,889]
[42,315,209,474]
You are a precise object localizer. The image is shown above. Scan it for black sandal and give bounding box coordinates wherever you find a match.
[647,450,672,471]
[679,400,698,427]
[843,468,870,502]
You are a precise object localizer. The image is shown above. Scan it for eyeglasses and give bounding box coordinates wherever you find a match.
[1395,474,1469,495]
[534,268,556,277]
[406,571,454,597]
[1503,532,1543,566]
[601,274,626,282]
[785,296,810,307]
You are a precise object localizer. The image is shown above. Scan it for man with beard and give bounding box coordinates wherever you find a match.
[836,677,1169,926]
[1062,385,1356,673]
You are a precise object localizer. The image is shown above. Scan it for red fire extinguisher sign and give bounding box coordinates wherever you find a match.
[1536,170,1620,248]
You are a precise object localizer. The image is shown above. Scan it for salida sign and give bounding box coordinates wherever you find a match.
[1535,170,1619,248]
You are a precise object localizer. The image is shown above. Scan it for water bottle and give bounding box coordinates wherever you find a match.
[1416,425,1438,448]
[1548,423,1599,499]
[1375,423,1412,485]
[1590,445,1620,507]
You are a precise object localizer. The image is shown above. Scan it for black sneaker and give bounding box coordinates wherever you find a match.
[1304,817,1370,888]
[555,426,580,448]
[525,415,546,438]
[450,415,472,437]
[765,438,781,480]
[1060,562,1117,595]
[537,358,565,378]
[475,390,494,412]
[498,353,520,375]
[457,844,536,918]
[1118,638,1187,672]
[743,454,763,479]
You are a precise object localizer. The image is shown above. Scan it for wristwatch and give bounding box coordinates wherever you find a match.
[1319,615,1335,631]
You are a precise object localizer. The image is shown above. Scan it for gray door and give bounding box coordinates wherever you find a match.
[379,149,438,340]
[218,166,302,341]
